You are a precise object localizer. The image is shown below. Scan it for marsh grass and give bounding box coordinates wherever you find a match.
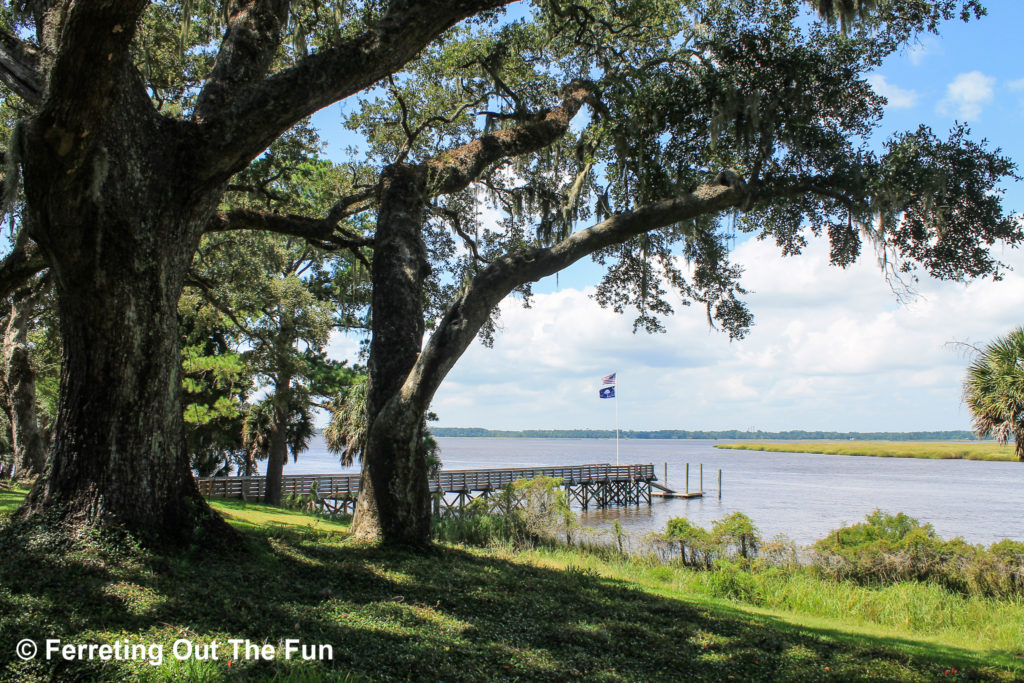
[715,441,1019,461]
[1,487,1022,681]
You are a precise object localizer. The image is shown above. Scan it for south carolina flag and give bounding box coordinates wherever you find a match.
[599,386,615,399]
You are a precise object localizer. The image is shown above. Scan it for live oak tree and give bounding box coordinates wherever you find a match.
[0,0,487,541]
[0,0,1016,545]
[337,0,1021,544]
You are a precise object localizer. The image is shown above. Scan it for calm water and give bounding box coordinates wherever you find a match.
[275,437,1024,546]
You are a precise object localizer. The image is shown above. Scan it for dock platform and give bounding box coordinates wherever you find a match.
[195,463,661,515]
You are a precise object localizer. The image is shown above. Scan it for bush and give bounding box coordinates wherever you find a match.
[664,517,714,568]
[712,512,761,561]
[661,513,763,568]
[433,477,576,548]
[812,510,1024,598]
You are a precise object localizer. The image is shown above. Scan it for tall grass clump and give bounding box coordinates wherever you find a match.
[433,476,575,548]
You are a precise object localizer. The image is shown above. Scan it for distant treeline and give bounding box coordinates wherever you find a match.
[430,428,981,441]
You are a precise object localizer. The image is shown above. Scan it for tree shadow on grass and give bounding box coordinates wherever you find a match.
[0,522,1017,682]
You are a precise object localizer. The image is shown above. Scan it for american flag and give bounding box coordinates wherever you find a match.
[602,373,616,385]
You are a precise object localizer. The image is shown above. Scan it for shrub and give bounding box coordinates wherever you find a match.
[712,512,761,561]
[662,513,763,568]
[812,510,1024,598]
[433,477,576,548]
[664,517,714,568]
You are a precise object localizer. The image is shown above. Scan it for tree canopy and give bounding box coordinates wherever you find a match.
[0,0,1016,546]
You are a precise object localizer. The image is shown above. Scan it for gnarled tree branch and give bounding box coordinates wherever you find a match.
[43,0,150,122]
[428,79,599,195]
[194,0,514,183]
[0,28,42,105]
[194,0,290,124]
[402,177,755,412]
[208,207,374,253]
[0,234,48,302]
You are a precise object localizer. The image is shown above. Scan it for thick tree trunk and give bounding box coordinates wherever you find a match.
[263,372,292,506]
[351,165,432,546]
[25,256,220,540]
[17,89,231,543]
[3,286,47,478]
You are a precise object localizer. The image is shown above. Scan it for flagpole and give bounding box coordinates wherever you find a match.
[615,374,619,466]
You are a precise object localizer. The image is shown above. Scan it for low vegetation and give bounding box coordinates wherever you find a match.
[1,484,1021,681]
[715,441,1019,461]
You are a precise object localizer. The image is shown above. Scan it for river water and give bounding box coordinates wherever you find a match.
[275,437,1024,546]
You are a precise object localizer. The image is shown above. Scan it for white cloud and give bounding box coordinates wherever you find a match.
[938,71,995,120]
[428,237,1024,433]
[906,37,940,66]
[1008,78,1024,114]
[867,74,918,109]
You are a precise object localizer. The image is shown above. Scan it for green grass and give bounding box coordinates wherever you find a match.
[210,497,351,533]
[0,485,28,515]
[523,546,1024,669]
[0,486,1021,681]
[715,441,1020,461]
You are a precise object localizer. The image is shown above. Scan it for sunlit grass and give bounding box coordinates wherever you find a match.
[209,497,350,533]
[715,441,1019,461]
[0,484,28,515]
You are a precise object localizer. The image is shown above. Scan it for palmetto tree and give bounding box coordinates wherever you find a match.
[242,396,316,479]
[963,328,1024,461]
[324,375,367,467]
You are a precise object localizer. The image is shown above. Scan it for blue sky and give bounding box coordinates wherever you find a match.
[322,1,1024,432]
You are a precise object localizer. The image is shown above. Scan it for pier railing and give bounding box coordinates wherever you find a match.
[195,463,655,500]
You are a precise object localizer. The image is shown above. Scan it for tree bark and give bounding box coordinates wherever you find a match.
[263,371,292,506]
[3,285,46,478]
[17,66,231,543]
[351,164,431,546]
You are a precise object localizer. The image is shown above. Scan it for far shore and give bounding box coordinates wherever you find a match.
[431,428,979,441]
[715,441,1019,462]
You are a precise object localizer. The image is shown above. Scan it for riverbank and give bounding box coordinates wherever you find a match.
[715,441,1019,461]
[0,486,1021,680]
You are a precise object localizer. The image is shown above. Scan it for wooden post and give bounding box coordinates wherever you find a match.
[685,463,689,494]
[718,469,722,499]
[664,461,668,485]
[699,463,703,493]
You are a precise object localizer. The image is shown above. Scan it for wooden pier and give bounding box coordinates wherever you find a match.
[195,463,666,515]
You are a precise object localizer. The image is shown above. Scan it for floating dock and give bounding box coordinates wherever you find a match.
[650,481,703,499]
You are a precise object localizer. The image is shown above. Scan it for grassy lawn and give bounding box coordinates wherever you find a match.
[0,486,1021,681]
[715,441,1020,461]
